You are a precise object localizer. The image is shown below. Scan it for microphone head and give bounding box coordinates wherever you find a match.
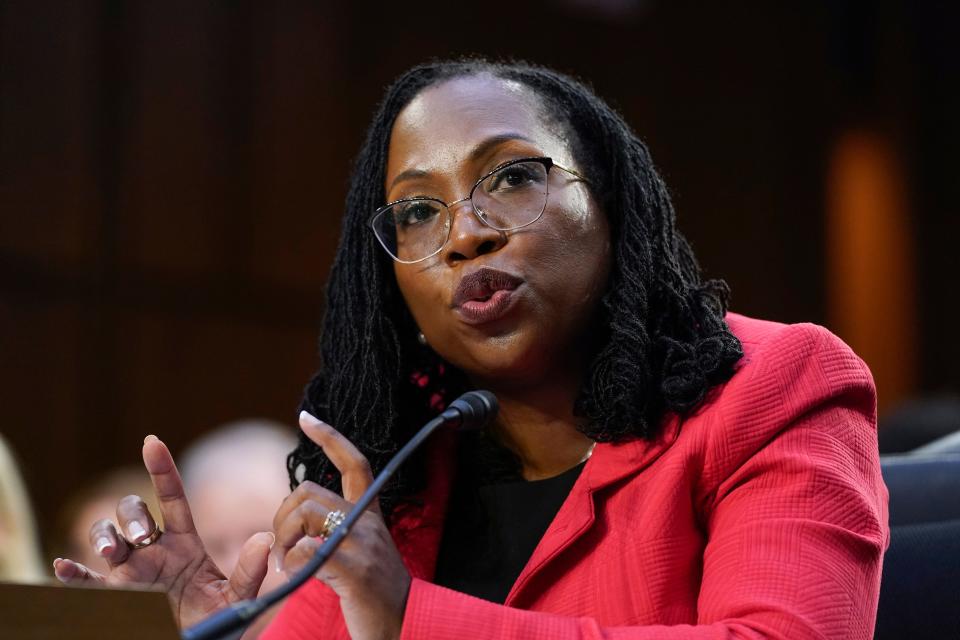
[446,390,498,431]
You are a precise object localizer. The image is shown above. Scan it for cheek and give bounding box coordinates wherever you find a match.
[564,186,598,228]
[527,200,610,298]
[540,183,607,247]
[394,266,446,331]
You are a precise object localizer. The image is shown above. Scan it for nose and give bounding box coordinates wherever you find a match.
[443,199,507,264]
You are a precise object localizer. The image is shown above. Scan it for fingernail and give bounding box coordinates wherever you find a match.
[95,537,113,555]
[299,410,320,425]
[265,531,276,549]
[53,559,69,582]
[144,434,158,444]
[128,521,147,543]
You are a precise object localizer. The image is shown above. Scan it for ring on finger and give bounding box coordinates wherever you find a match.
[318,509,346,539]
[130,523,163,549]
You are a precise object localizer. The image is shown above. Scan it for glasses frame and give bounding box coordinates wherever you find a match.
[369,156,588,264]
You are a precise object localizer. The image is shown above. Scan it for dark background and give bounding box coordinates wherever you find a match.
[2,1,957,552]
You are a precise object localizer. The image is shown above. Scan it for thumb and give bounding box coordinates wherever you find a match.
[227,531,274,601]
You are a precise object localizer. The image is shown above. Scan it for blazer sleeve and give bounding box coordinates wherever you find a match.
[260,577,347,640]
[398,323,889,640]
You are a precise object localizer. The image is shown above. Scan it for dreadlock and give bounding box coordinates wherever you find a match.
[287,58,743,515]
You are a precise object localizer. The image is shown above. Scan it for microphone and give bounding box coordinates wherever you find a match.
[440,389,497,431]
[182,390,498,640]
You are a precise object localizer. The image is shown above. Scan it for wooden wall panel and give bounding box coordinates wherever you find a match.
[0,298,87,525]
[115,308,318,455]
[115,3,249,278]
[0,2,102,269]
[240,5,347,291]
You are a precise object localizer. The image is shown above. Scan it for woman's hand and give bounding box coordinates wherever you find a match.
[273,411,411,640]
[53,435,274,629]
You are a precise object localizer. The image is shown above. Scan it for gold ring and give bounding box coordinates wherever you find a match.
[131,524,162,549]
[318,509,346,539]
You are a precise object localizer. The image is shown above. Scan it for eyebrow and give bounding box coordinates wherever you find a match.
[387,132,535,193]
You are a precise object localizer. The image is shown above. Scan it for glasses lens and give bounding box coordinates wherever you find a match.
[373,199,449,262]
[472,160,549,230]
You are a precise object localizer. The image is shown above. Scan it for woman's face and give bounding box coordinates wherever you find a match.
[385,74,611,388]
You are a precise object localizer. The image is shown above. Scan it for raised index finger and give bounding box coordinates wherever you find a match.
[142,435,196,534]
[299,411,380,515]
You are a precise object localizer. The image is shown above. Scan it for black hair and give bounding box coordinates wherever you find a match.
[287,58,743,513]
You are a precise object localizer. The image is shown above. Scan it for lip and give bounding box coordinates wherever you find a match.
[452,267,525,325]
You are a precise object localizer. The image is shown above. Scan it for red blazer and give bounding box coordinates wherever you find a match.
[262,314,889,639]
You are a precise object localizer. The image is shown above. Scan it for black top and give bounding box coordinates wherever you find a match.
[433,458,586,604]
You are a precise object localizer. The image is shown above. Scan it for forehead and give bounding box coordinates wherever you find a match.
[385,74,569,186]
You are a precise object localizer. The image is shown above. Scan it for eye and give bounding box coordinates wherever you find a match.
[485,161,545,193]
[393,200,441,227]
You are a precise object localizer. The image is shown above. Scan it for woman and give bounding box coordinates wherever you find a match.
[54,59,888,639]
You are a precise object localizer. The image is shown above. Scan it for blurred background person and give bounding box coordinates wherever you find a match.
[179,419,297,638]
[0,433,44,583]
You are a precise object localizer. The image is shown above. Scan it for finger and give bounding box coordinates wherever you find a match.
[299,411,380,515]
[274,499,332,561]
[272,481,350,545]
[226,531,273,601]
[282,536,322,576]
[53,558,107,585]
[142,434,197,534]
[88,519,131,567]
[115,494,159,546]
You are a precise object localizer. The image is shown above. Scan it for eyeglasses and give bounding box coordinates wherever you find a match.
[369,156,587,264]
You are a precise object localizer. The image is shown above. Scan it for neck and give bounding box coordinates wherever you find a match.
[479,372,595,481]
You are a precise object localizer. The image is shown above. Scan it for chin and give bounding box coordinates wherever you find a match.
[456,332,560,388]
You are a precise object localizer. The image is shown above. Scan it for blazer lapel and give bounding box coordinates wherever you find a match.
[503,414,681,607]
